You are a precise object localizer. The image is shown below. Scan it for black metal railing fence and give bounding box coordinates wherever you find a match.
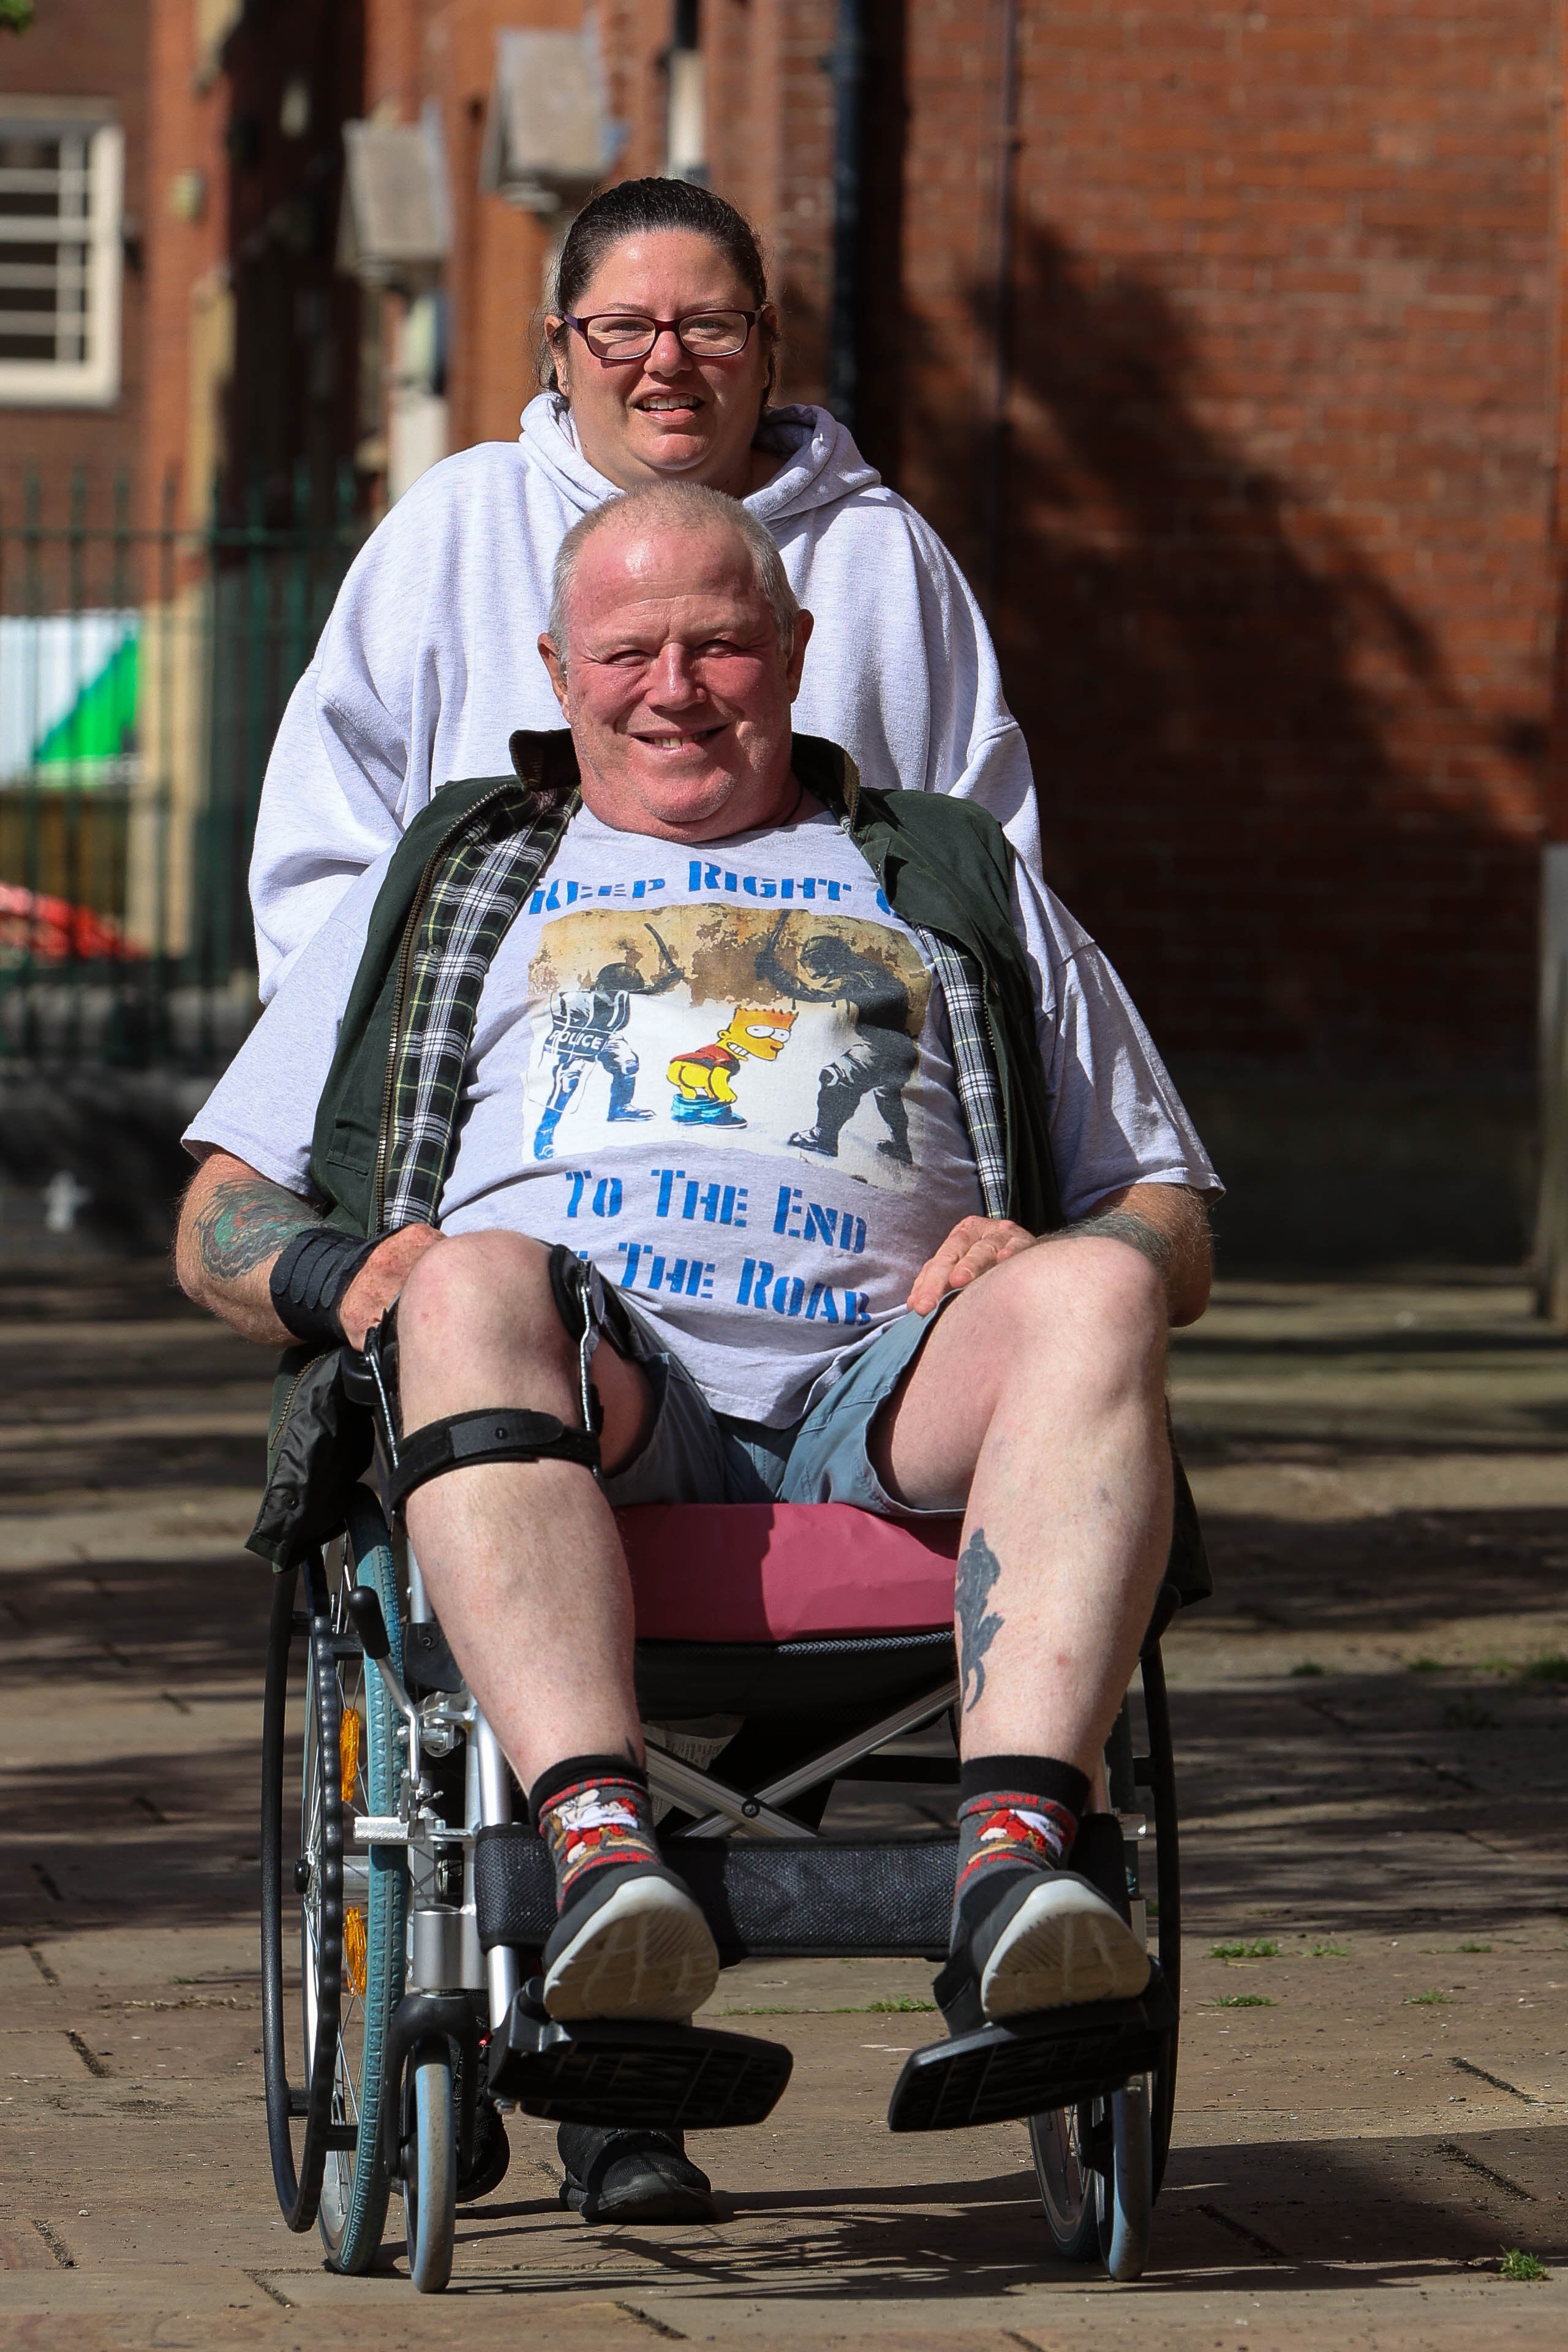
[0,466,361,1066]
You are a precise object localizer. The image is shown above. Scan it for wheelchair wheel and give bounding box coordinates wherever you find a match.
[1030,2100,1099,2261]
[1139,1637,1182,2198]
[259,1503,407,2272]
[402,2047,457,2294]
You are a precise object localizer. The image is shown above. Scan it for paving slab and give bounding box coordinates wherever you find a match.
[1,1268,1564,2345]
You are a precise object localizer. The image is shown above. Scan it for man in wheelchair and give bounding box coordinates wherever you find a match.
[177,479,1218,2225]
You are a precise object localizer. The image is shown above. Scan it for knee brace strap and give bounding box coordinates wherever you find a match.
[385,1408,600,1515]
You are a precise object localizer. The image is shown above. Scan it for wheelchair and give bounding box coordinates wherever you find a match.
[260,1469,1195,2293]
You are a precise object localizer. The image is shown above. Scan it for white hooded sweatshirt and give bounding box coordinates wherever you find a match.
[249,396,1042,1001]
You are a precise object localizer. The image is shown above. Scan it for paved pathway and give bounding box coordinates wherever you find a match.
[1,1267,1564,2345]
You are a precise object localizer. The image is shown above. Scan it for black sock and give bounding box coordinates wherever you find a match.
[950,1754,1091,1950]
[528,1753,660,1915]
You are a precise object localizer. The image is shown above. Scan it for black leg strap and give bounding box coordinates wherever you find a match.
[386,1408,601,1515]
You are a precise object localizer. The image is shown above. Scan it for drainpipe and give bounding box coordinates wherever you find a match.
[827,0,864,432]
[982,0,1020,612]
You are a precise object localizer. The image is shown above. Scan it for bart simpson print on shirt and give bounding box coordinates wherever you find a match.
[668,1007,797,1128]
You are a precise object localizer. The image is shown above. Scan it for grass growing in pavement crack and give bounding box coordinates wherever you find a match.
[1210,1994,1275,2008]
[1499,2247,1548,2282]
[1310,1942,1349,1958]
[1407,1988,1452,2005]
[1458,1941,1493,1953]
[1442,1700,1499,1730]
[1212,1939,1280,1960]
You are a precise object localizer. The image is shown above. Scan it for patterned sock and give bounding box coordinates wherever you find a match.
[950,1754,1092,1951]
[529,1754,662,1915]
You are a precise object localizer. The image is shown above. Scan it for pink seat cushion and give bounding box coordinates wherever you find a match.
[617,1502,960,1645]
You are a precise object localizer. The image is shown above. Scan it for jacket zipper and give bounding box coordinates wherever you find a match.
[979,989,1015,1219]
[368,781,521,1236]
[270,1354,317,1462]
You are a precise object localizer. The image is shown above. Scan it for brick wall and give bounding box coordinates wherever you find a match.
[139,0,230,530]
[872,0,1558,1075]
[0,0,149,527]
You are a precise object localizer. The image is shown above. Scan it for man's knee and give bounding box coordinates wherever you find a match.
[989,1234,1167,1384]
[397,1229,573,1373]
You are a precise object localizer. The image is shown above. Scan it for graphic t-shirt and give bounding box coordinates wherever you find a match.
[189,803,1219,1425]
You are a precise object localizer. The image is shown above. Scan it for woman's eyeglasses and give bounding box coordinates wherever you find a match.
[561,310,761,363]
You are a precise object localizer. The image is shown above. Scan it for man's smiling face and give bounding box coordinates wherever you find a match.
[538,519,813,842]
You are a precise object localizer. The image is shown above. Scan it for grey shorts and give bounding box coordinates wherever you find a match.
[601,1295,959,1519]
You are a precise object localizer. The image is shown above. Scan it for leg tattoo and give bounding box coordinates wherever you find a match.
[955,1528,1005,1714]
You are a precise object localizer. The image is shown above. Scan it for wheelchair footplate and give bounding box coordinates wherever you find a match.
[489,1980,793,2130]
[886,1963,1177,2133]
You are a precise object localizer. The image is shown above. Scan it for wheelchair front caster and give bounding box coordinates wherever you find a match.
[1031,2078,1153,2281]
[402,2045,458,2293]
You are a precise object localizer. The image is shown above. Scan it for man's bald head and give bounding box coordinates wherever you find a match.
[547,480,799,666]
[535,477,815,844]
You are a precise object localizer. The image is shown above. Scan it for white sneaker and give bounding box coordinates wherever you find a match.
[541,1867,720,2023]
[976,1870,1152,2019]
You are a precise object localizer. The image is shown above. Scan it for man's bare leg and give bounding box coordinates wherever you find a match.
[873,1234,1172,2013]
[394,1230,718,2021]
[396,1231,655,1783]
[878,1233,1172,1771]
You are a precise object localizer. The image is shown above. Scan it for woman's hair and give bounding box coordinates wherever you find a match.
[540,178,780,405]
[547,480,800,659]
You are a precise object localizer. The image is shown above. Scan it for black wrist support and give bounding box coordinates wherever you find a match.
[269,1226,379,1348]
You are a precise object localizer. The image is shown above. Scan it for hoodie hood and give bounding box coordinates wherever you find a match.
[516,393,883,524]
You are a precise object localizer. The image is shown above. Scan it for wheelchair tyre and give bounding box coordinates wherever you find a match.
[403,2048,457,2294]
[318,1499,408,2271]
[1030,2101,1099,2262]
[259,1509,407,2272]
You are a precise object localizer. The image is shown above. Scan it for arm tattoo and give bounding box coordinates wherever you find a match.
[955,1528,1005,1714]
[1061,1207,1172,1279]
[191,1174,320,1284]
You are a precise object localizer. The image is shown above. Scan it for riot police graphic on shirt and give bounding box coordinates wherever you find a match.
[532,929,683,1160]
[523,898,931,1188]
[754,920,918,1166]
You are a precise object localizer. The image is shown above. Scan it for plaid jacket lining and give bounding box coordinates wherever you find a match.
[914,927,1009,1220]
[381,806,1012,1233]
[384,790,575,1231]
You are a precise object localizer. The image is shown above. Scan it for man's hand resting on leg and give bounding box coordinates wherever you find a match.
[906,1182,1210,1324]
[176,1148,443,1349]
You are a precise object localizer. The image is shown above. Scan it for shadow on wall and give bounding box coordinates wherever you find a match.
[902,225,1547,1262]
[913,225,1545,1074]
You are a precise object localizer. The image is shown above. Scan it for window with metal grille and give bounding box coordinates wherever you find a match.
[0,116,123,407]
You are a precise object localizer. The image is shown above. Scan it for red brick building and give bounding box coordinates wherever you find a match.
[0,0,150,519]
[6,1,1562,1254]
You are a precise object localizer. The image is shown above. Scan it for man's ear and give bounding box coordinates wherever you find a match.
[538,633,571,718]
[785,608,814,701]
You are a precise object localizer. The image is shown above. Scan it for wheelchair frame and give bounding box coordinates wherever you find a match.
[260,1487,1186,2293]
